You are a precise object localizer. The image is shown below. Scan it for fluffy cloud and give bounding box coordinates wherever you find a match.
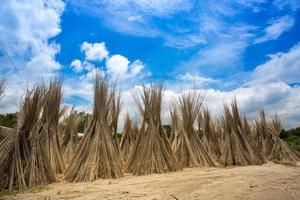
[274,0,300,11]
[177,73,216,83]
[106,54,129,76]
[84,68,105,80]
[158,81,300,128]
[180,40,249,76]
[0,0,65,113]
[70,59,95,73]
[70,59,83,72]
[252,42,300,83]
[81,41,109,61]
[129,60,145,77]
[71,41,147,79]
[0,0,64,72]
[106,55,147,79]
[255,16,294,43]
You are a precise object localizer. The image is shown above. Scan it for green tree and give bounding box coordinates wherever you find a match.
[0,112,18,128]
[75,111,91,133]
[280,127,300,152]
[163,125,172,138]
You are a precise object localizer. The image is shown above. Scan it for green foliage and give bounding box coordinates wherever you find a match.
[117,133,122,139]
[163,125,171,138]
[285,135,300,151]
[281,127,300,152]
[113,133,122,140]
[0,113,18,128]
[75,111,91,133]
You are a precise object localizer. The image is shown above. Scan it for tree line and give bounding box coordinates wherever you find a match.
[0,112,299,151]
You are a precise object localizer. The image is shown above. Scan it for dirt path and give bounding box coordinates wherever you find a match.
[2,162,300,200]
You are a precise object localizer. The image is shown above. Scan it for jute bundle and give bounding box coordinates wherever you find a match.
[199,108,221,163]
[110,90,125,166]
[169,106,179,144]
[120,114,136,162]
[253,110,274,159]
[242,114,253,140]
[267,116,300,162]
[219,100,266,166]
[0,85,55,191]
[172,91,214,167]
[61,109,79,166]
[126,84,181,175]
[41,79,65,174]
[65,74,124,182]
[0,126,12,141]
[27,120,56,188]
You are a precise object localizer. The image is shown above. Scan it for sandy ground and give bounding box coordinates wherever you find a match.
[2,162,300,200]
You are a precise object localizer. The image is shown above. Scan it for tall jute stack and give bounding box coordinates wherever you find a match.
[126,84,181,175]
[172,91,214,167]
[0,126,12,142]
[199,108,221,163]
[169,106,179,144]
[110,89,125,166]
[41,79,65,174]
[0,85,55,191]
[219,100,265,166]
[61,109,79,167]
[120,114,136,162]
[267,116,300,162]
[65,74,124,182]
[254,110,275,160]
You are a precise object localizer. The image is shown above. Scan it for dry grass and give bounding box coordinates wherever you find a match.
[61,108,79,167]
[126,84,182,175]
[41,78,65,174]
[219,100,266,166]
[1,75,299,193]
[171,90,214,168]
[268,116,300,162]
[120,114,137,162]
[0,85,56,191]
[64,74,124,182]
[199,108,221,163]
[0,126,12,141]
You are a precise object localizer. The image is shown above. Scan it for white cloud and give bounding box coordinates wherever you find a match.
[81,41,109,61]
[96,0,192,18]
[180,40,248,76]
[273,0,300,11]
[106,54,130,76]
[216,83,300,128]
[255,16,294,43]
[177,72,216,83]
[129,60,145,76]
[82,61,95,71]
[84,68,104,80]
[252,42,300,84]
[70,59,96,74]
[70,59,83,72]
[161,81,300,128]
[0,0,65,113]
[165,34,207,49]
[128,15,143,22]
[0,0,64,72]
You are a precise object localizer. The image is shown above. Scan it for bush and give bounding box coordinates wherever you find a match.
[0,113,18,128]
[281,127,300,152]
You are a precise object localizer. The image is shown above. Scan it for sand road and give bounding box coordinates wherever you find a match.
[2,162,300,200]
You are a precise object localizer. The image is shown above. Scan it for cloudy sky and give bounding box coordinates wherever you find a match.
[0,0,300,128]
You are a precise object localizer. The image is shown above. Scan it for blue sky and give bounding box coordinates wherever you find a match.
[1,0,300,128]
